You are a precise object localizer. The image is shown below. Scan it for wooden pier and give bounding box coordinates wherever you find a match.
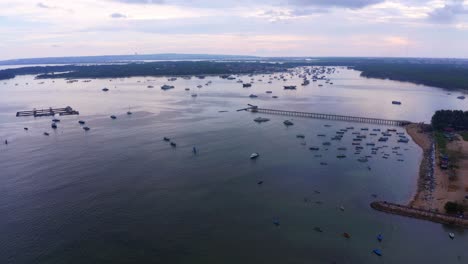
[16,106,79,117]
[243,106,411,126]
[371,201,468,228]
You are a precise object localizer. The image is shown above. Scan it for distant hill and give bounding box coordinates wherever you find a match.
[0,53,261,66]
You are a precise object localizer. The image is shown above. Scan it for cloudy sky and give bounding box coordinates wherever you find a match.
[0,0,467,59]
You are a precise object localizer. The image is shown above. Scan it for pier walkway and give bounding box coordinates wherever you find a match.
[371,201,468,228]
[16,106,79,117]
[242,106,411,127]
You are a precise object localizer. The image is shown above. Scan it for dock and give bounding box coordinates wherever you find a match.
[16,106,79,117]
[371,201,468,228]
[241,105,411,126]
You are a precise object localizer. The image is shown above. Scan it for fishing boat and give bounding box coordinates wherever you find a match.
[254,117,270,123]
[250,152,260,159]
[161,84,175,90]
[377,234,383,242]
[283,120,294,126]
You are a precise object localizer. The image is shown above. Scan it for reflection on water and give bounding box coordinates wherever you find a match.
[0,67,467,263]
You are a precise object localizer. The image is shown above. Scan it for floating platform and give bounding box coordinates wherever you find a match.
[16,106,79,117]
[371,201,468,228]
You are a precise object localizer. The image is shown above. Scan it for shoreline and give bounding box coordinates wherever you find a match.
[406,123,436,210]
[407,123,468,213]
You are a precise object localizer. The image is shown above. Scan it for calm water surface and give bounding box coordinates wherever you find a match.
[1,67,467,263]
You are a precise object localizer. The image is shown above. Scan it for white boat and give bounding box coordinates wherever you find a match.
[250,152,259,159]
[449,232,455,239]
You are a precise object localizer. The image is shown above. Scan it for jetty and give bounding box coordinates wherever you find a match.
[16,106,79,117]
[371,201,468,228]
[239,105,411,127]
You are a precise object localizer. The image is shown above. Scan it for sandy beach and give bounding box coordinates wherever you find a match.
[407,123,468,212]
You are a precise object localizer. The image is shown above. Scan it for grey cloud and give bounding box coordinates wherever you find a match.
[110,0,384,9]
[37,2,50,8]
[428,0,467,23]
[110,13,127,18]
[288,0,385,9]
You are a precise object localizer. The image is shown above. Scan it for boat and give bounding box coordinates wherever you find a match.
[257,181,263,185]
[43,132,49,136]
[24,127,28,131]
[147,85,154,88]
[163,137,170,141]
[373,249,382,256]
[102,88,109,92]
[52,118,60,122]
[457,96,465,100]
[377,234,383,242]
[343,232,351,238]
[249,94,258,98]
[339,206,345,211]
[358,158,368,162]
[296,134,305,139]
[309,147,320,151]
[185,88,190,91]
[320,162,328,165]
[449,232,455,239]
[170,142,177,147]
[283,120,294,126]
[301,79,310,86]
[392,101,402,105]
[250,152,260,159]
[161,84,175,90]
[193,147,197,154]
[243,83,252,88]
[284,85,297,90]
[272,96,278,98]
[322,142,331,146]
[191,94,198,97]
[51,123,57,129]
[273,219,280,226]
[254,117,270,123]
[314,227,323,233]
[337,154,346,159]
[110,115,117,119]
[265,91,272,94]
[83,126,90,131]
[78,120,85,125]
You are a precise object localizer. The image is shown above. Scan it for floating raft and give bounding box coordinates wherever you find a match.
[16,106,79,117]
[371,201,468,228]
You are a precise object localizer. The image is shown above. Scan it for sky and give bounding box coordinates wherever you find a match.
[0,0,467,60]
